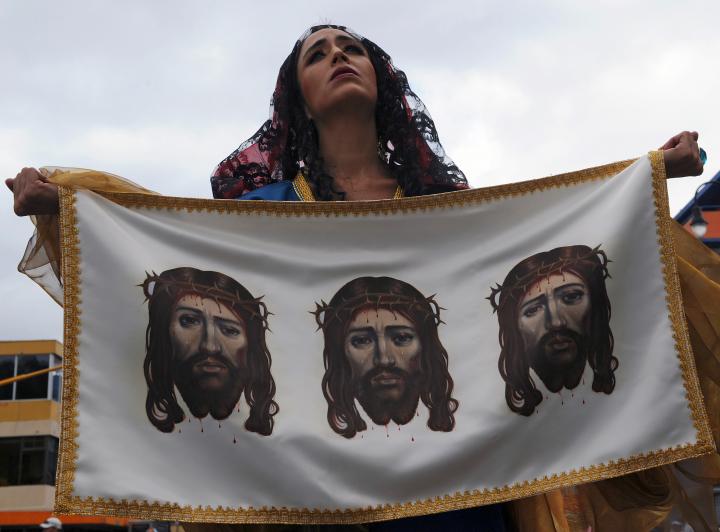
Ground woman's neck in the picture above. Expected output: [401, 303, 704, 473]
[315, 114, 396, 201]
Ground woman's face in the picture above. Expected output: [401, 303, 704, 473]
[296, 28, 377, 121]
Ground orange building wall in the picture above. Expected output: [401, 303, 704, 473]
[683, 210, 720, 239]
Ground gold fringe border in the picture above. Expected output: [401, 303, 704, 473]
[100, 159, 635, 215]
[56, 186, 82, 512]
[54, 154, 716, 524]
[648, 150, 713, 447]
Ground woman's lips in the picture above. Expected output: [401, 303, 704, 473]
[331, 67, 359, 81]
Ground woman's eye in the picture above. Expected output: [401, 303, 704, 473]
[393, 333, 415, 346]
[344, 44, 363, 54]
[178, 315, 201, 328]
[350, 335, 373, 348]
[561, 290, 585, 305]
[308, 50, 324, 63]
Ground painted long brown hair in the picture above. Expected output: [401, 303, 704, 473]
[315, 276, 458, 438]
[142, 267, 278, 434]
[489, 245, 616, 416]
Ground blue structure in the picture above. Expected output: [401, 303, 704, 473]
[674, 169, 720, 254]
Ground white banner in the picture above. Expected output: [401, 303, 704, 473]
[54, 152, 712, 523]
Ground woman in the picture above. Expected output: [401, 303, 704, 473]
[210, 25, 470, 204]
[6, 24, 712, 532]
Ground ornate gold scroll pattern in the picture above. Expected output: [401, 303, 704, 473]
[54, 444, 708, 524]
[54, 157, 715, 523]
[55, 187, 82, 510]
[292, 174, 316, 202]
[98, 159, 636, 216]
[292, 173, 404, 202]
[649, 150, 714, 449]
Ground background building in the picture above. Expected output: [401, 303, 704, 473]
[675, 169, 720, 254]
[0, 340, 129, 531]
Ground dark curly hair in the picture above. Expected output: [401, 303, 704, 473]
[211, 25, 467, 201]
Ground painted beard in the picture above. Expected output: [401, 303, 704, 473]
[174, 352, 246, 421]
[355, 366, 421, 426]
[529, 328, 589, 393]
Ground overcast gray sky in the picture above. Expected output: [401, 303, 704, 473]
[1, 0, 718, 342]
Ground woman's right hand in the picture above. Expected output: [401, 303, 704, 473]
[5, 167, 59, 216]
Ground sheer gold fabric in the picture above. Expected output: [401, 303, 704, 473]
[19, 168, 158, 304]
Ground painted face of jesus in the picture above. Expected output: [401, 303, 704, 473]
[517, 272, 591, 392]
[170, 294, 248, 419]
[344, 308, 422, 425]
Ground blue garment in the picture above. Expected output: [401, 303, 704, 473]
[238, 183, 508, 531]
[240, 181, 299, 201]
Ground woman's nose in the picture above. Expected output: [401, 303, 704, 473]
[331, 47, 348, 64]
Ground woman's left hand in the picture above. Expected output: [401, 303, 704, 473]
[660, 131, 704, 178]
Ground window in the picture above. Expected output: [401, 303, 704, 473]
[0, 436, 58, 486]
[0, 354, 61, 401]
[0, 356, 13, 401]
[52, 372, 62, 401]
[16, 355, 49, 399]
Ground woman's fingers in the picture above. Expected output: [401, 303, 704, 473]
[8, 167, 60, 216]
[662, 131, 704, 178]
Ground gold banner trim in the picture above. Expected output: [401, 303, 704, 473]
[54, 153, 715, 523]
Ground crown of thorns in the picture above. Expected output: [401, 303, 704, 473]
[312, 291, 444, 331]
[141, 271, 271, 330]
[487, 246, 610, 313]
